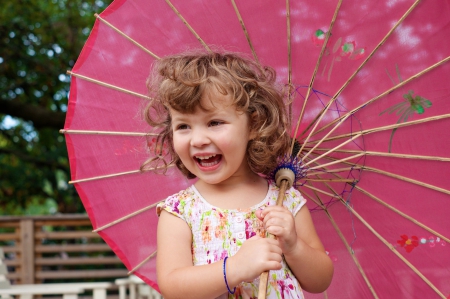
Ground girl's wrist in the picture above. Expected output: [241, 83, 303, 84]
[223, 257, 236, 294]
[223, 256, 241, 289]
[283, 238, 304, 259]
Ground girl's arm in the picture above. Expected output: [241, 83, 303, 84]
[157, 210, 283, 299]
[258, 205, 334, 293]
[285, 206, 334, 292]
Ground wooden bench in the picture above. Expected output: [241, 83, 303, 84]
[1, 248, 113, 299]
[0, 215, 127, 285]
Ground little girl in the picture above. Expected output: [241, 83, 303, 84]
[142, 52, 333, 299]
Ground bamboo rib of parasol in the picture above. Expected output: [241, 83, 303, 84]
[307, 166, 362, 177]
[354, 186, 450, 243]
[306, 159, 450, 244]
[303, 133, 362, 167]
[230, 0, 260, 66]
[306, 113, 450, 145]
[301, 188, 379, 298]
[69, 170, 141, 184]
[165, 0, 212, 53]
[60, 129, 152, 136]
[320, 182, 447, 299]
[311, 55, 450, 137]
[300, 154, 448, 299]
[297, 0, 421, 155]
[303, 148, 450, 162]
[93, 201, 162, 233]
[289, 0, 342, 154]
[260, 0, 343, 295]
[67, 71, 151, 100]
[69, 165, 173, 184]
[95, 14, 160, 60]
[299, 153, 450, 297]
[308, 153, 450, 196]
[127, 250, 158, 275]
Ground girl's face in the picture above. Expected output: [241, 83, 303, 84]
[170, 90, 254, 186]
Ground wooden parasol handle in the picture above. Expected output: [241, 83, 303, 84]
[258, 179, 290, 299]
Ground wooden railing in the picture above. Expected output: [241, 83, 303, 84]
[0, 215, 128, 284]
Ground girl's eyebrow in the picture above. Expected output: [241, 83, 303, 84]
[170, 114, 188, 123]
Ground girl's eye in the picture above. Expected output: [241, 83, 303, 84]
[209, 120, 223, 127]
[176, 124, 189, 130]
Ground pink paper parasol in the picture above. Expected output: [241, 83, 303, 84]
[62, 0, 450, 297]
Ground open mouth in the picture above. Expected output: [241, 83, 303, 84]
[195, 154, 222, 168]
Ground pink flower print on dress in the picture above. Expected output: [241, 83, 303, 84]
[277, 279, 295, 299]
[214, 210, 227, 239]
[245, 219, 256, 239]
[213, 249, 227, 262]
[214, 225, 226, 239]
[201, 218, 212, 244]
[218, 211, 227, 227]
[171, 200, 180, 214]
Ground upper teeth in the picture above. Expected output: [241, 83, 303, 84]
[196, 155, 216, 160]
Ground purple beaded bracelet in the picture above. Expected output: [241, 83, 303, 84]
[223, 257, 236, 294]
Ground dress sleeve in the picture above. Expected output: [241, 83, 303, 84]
[284, 186, 307, 216]
[156, 193, 186, 221]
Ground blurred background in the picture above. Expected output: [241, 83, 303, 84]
[0, 1, 140, 290]
[1, 0, 114, 216]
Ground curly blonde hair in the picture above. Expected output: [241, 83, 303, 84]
[141, 51, 291, 179]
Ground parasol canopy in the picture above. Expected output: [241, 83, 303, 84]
[63, 0, 450, 297]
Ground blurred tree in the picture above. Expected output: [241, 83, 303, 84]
[0, 0, 113, 214]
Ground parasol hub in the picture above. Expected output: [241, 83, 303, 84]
[271, 154, 306, 189]
[275, 167, 295, 189]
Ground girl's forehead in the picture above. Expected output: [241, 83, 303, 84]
[201, 90, 234, 110]
[168, 93, 238, 118]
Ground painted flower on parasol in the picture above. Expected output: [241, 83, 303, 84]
[379, 65, 434, 151]
[397, 235, 419, 253]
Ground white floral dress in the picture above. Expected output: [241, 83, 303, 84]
[157, 181, 306, 299]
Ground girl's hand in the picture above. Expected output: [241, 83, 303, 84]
[256, 206, 298, 255]
[227, 235, 283, 283]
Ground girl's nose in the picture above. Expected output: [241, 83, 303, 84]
[190, 128, 210, 147]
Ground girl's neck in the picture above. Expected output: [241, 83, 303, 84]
[194, 172, 268, 210]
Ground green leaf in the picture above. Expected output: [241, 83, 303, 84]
[413, 104, 425, 114]
[424, 100, 432, 108]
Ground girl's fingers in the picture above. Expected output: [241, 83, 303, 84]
[266, 225, 284, 236]
[234, 236, 284, 281]
[264, 214, 293, 231]
[260, 207, 292, 222]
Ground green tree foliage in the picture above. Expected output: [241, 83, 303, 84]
[0, 0, 113, 215]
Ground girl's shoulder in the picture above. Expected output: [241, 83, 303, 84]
[156, 186, 199, 219]
[267, 181, 307, 215]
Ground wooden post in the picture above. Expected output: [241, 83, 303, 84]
[20, 219, 35, 284]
